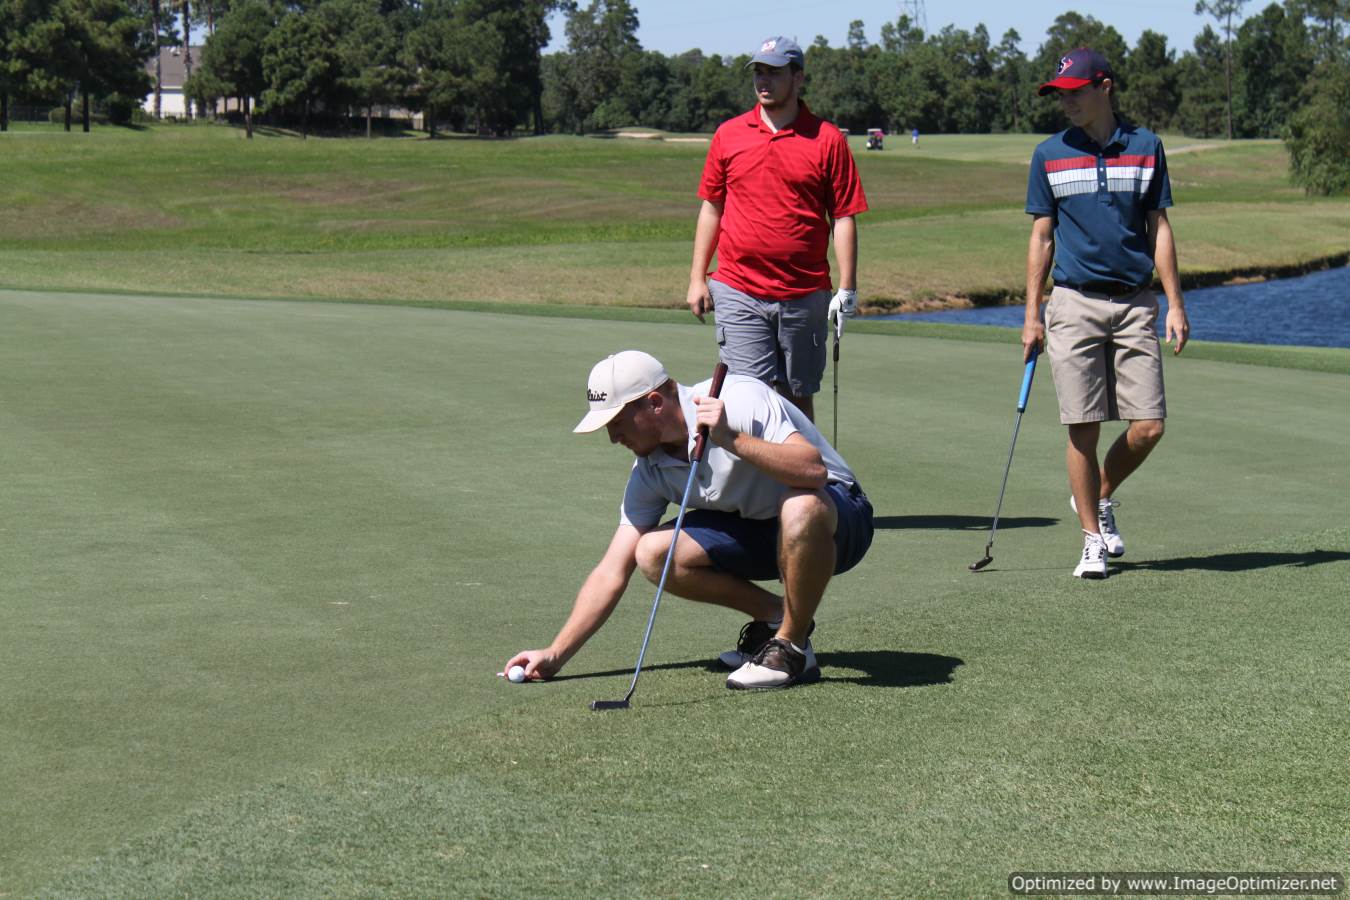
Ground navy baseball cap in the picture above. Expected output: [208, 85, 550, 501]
[747, 36, 804, 70]
[1038, 48, 1114, 95]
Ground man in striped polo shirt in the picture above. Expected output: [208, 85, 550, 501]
[1021, 48, 1191, 579]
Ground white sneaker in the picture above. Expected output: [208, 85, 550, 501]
[1070, 495, 1124, 558]
[718, 618, 815, 669]
[1074, 531, 1109, 579]
[725, 638, 820, 690]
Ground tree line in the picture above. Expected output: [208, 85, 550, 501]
[2, 0, 154, 130]
[2, 0, 1347, 192]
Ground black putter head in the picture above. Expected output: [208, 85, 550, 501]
[589, 699, 630, 711]
[970, 541, 994, 571]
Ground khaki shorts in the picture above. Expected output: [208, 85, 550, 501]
[1045, 285, 1167, 425]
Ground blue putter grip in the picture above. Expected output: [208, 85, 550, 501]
[1016, 348, 1039, 413]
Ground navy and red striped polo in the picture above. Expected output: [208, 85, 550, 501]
[1026, 121, 1173, 292]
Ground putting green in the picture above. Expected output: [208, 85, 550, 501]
[2, 289, 1346, 896]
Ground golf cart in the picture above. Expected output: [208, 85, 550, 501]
[865, 128, 885, 150]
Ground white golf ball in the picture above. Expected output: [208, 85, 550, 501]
[507, 665, 526, 683]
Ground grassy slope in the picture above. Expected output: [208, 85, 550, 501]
[2, 290, 1346, 896]
[0, 125, 1346, 309]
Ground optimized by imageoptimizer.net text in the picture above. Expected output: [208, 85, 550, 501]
[1008, 871, 1345, 896]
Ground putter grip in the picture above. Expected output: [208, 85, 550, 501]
[1017, 347, 1039, 413]
[691, 362, 729, 462]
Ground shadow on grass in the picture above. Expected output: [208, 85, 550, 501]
[874, 514, 1058, 531]
[816, 651, 964, 687]
[553, 659, 713, 682]
[248, 125, 298, 139]
[1114, 548, 1350, 573]
[562, 652, 964, 689]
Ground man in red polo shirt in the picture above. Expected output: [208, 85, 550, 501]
[686, 36, 868, 422]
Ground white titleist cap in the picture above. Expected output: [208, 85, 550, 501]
[573, 350, 670, 433]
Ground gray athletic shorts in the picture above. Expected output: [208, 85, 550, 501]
[1045, 284, 1167, 424]
[709, 278, 830, 397]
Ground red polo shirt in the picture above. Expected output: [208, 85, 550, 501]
[698, 103, 868, 299]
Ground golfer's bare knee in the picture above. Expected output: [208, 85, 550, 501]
[637, 530, 709, 582]
[634, 531, 672, 582]
[1131, 419, 1164, 447]
[779, 491, 835, 547]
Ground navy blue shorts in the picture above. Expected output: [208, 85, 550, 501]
[675, 483, 874, 582]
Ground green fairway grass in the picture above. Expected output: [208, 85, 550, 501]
[0, 124, 1345, 310]
[2, 289, 1346, 896]
[868, 131, 1232, 164]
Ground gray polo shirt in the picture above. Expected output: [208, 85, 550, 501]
[619, 374, 857, 527]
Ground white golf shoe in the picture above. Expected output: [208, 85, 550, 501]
[1074, 531, 1109, 579]
[726, 638, 820, 690]
[718, 618, 815, 669]
[1070, 495, 1124, 558]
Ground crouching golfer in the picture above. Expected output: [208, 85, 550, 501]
[502, 350, 873, 690]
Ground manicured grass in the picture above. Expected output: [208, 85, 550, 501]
[0, 124, 1345, 309]
[867, 131, 1230, 165]
[3, 289, 1346, 896]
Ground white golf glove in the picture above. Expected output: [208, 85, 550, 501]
[827, 288, 858, 337]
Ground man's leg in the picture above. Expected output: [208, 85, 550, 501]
[775, 290, 830, 424]
[1045, 286, 1118, 576]
[1100, 419, 1164, 497]
[726, 488, 839, 690]
[1101, 290, 1166, 498]
[1067, 422, 1113, 577]
[633, 528, 781, 621]
[774, 490, 837, 646]
[1067, 422, 1102, 533]
[709, 280, 780, 390]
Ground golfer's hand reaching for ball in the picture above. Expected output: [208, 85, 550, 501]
[693, 395, 735, 449]
[827, 288, 857, 337]
[501, 649, 558, 681]
[686, 279, 714, 323]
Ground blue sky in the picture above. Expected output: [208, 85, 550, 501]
[545, 1, 1218, 60]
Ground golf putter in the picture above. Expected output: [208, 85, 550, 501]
[591, 361, 730, 710]
[970, 346, 1039, 572]
[832, 325, 840, 447]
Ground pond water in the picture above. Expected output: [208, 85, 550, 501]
[876, 265, 1350, 349]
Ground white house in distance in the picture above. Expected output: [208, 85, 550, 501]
[140, 44, 421, 128]
[142, 46, 203, 119]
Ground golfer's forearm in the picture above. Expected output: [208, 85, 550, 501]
[725, 433, 827, 489]
[1149, 213, 1185, 308]
[1025, 230, 1054, 319]
[689, 200, 723, 283]
[551, 571, 628, 664]
[832, 216, 857, 291]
